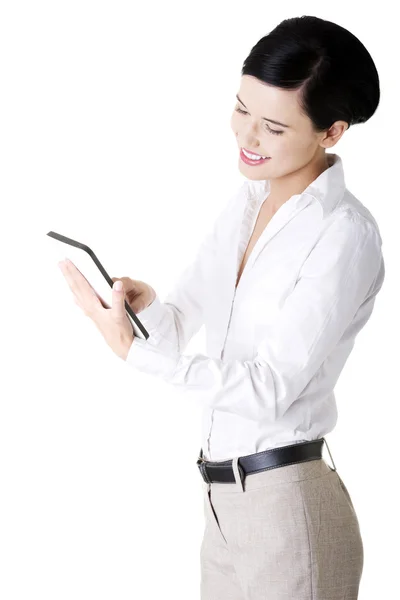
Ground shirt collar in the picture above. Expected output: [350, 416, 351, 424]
[261, 153, 346, 219]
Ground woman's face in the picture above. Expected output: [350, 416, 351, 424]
[230, 75, 346, 184]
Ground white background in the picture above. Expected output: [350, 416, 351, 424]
[1, 1, 398, 598]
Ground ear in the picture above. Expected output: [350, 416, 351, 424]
[321, 120, 349, 148]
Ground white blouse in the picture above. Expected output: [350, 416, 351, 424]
[125, 153, 385, 461]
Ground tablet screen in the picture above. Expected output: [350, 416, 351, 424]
[47, 231, 149, 340]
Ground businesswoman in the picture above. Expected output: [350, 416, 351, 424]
[59, 15, 384, 600]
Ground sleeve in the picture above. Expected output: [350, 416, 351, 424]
[126, 213, 383, 422]
[134, 183, 246, 353]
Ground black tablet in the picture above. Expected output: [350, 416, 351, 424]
[47, 231, 149, 340]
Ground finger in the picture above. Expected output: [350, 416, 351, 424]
[73, 293, 91, 317]
[62, 260, 95, 297]
[59, 260, 102, 314]
[111, 280, 126, 320]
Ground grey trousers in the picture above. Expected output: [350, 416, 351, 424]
[200, 457, 363, 600]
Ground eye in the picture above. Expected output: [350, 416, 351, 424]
[234, 106, 284, 135]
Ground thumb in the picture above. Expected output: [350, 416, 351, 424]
[112, 279, 126, 319]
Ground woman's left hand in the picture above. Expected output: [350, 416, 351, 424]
[58, 258, 134, 361]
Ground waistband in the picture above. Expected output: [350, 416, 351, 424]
[196, 438, 336, 490]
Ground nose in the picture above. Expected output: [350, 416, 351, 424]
[233, 121, 262, 151]
[238, 136, 262, 153]
[239, 130, 262, 150]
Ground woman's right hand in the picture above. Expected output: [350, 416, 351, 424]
[110, 277, 156, 314]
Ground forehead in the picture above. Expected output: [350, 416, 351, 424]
[238, 75, 304, 123]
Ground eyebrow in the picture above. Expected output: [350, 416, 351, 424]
[236, 94, 290, 128]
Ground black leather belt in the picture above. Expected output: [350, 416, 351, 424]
[196, 438, 330, 485]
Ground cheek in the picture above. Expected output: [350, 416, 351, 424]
[276, 139, 312, 164]
[259, 139, 287, 161]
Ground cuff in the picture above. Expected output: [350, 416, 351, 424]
[125, 335, 180, 380]
[138, 296, 163, 325]
[136, 295, 170, 345]
[138, 294, 164, 327]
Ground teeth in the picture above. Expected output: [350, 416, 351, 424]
[242, 148, 268, 160]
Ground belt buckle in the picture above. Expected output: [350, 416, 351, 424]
[232, 456, 246, 489]
[197, 449, 206, 467]
[197, 449, 210, 483]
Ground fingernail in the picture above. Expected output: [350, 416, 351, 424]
[114, 281, 122, 291]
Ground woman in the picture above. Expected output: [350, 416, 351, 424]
[59, 15, 384, 600]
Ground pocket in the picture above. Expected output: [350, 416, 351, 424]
[206, 488, 228, 545]
[336, 473, 355, 511]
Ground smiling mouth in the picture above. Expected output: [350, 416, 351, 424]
[240, 148, 271, 164]
[242, 147, 269, 159]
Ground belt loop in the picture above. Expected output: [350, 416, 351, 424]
[232, 456, 245, 492]
[323, 437, 337, 472]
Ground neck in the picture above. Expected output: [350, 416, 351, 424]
[267, 153, 330, 212]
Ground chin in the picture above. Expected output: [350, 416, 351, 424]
[238, 162, 269, 180]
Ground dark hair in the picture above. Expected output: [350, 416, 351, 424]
[241, 16, 380, 132]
